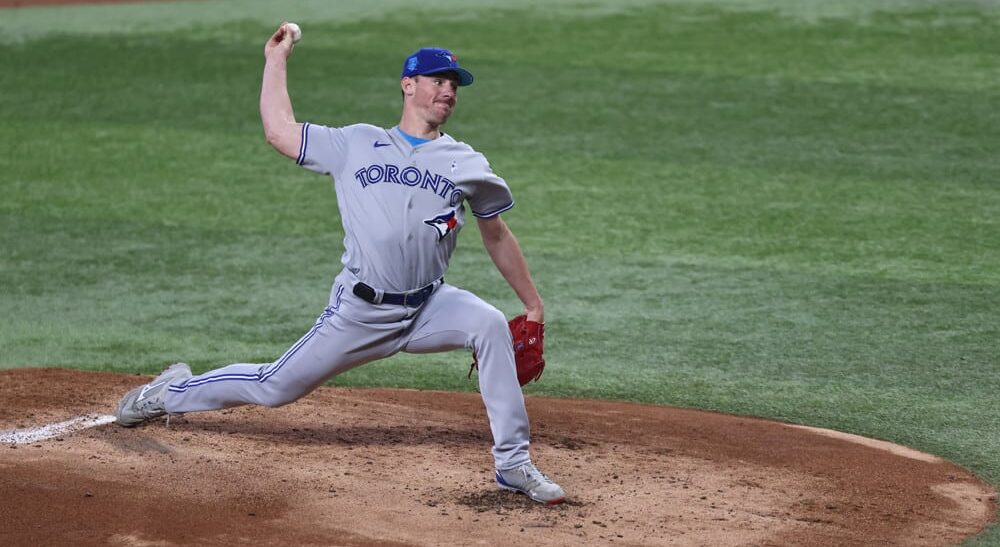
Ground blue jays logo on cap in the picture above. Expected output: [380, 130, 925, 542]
[402, 47, 474, 86]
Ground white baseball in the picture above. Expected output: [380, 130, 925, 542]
[286, 22, 302, 44]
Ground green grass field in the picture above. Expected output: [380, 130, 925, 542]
[2, 0, 998, 543]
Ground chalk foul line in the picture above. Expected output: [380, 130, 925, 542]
[0, 414, 117, 445]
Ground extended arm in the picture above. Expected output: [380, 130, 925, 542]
[260, 23, 303, 159]
[477, 215, 544, 323]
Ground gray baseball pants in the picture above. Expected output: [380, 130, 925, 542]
[163, 268, 532, 470]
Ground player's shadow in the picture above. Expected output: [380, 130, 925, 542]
[170, 417, 492, 447]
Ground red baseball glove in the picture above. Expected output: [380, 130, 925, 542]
[469, 314, 546, 387]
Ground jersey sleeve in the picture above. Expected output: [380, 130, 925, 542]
[295, 122, 350, 175]
[465, 158, 515, 218]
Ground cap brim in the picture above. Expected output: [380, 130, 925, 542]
[423, 67, 474, 86]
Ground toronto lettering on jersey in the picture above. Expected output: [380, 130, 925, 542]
[354, 164, 463, 205]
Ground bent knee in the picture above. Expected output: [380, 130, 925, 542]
[260, 395, 298, 408]
[469, 306, 513, 348]
[479, 307, 509, 336]
[254, 381, 310, 408]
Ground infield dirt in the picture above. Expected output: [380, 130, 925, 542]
[3, 0, 997, 544]
[0, 367, 995, 546]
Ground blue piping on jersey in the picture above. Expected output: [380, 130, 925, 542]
[473, 200, 515, 218]
[168, 297, 340, 393]
[296, 122, 310, 165]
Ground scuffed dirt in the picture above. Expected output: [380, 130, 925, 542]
[2, 0, 996, 542]
[0, 367, 995, 546]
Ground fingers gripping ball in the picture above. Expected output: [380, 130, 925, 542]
[285, 22, 302, 43]
[469, 315, 546, 387]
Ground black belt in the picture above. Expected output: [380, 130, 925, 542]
[352, 279, 440, 307]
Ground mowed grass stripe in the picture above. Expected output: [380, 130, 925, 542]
[2, 2, 999, 543]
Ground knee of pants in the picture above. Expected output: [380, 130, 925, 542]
[472, 307, 512, 349]
[255, 376, 314, 408]
[260, 393, 298, 408]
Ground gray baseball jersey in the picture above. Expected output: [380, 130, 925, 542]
[298, 123, 514, 292]
[163, 123, 534, 471]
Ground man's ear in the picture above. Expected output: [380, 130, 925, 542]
[401, 76, 417, 96]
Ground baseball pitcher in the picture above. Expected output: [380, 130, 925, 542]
[114, 23, 565, 505]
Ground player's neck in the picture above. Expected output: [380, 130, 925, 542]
[398, 113, 442, 140]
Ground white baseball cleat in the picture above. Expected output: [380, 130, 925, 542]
[115, 362, 192, 427]
[495, 462, 566, 505]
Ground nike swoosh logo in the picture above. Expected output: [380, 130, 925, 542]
[373, 141, 391, 148]
[137, 380, 166, 402]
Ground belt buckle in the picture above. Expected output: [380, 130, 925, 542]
[399, 281, 437, 307]
[405, 285, 429, 307]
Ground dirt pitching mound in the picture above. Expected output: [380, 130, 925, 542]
[0, 368, 995, 546]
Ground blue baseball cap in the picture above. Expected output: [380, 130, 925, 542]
[401, 47, 474, 86]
